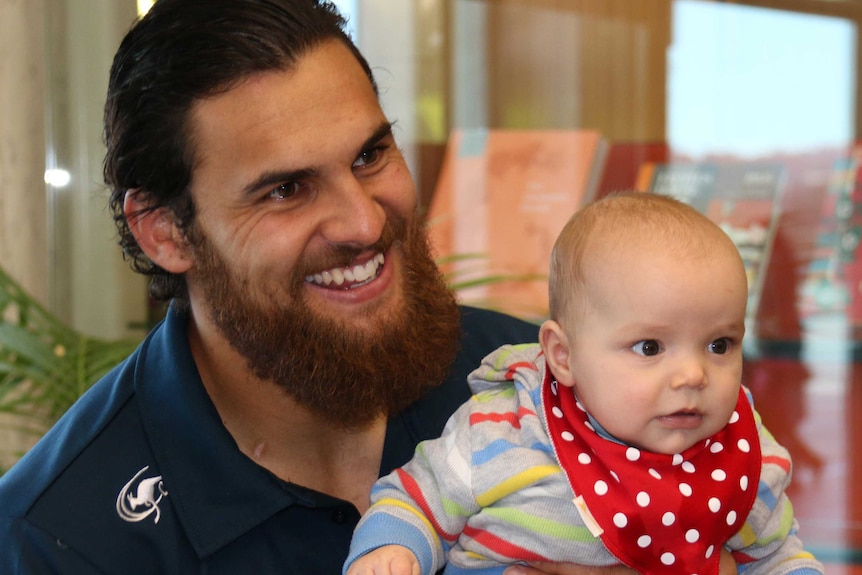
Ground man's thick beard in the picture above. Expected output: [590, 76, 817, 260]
[190, 215, 462, 429]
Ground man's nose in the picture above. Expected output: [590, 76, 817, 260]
[319, 175, 387, 247]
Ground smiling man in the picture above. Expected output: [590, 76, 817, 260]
[0, 1, 543, 573]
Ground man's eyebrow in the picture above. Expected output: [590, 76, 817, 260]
[364, 121, 395, 149]
[242, 167, 318, 198]
[240, 121, 395, 197]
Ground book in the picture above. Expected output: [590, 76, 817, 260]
[594, 141, 671, 199]
[637, 162, 785, 330]
[800, 143, 862, 329]
[425, 128, 607, 321]
[746, 147, 849, 344]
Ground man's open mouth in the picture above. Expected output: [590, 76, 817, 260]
[304, 253, 385, 289]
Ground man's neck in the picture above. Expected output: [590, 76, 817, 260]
[186, 313, 387, 512]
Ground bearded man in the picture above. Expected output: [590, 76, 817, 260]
[0, 1, 541, 573]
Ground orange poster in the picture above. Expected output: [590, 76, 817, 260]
[426, 129, 606, 322]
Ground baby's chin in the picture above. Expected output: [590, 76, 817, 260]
[631, 428, 715, 456]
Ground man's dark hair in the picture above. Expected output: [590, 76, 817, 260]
[103, 0, 376, 304]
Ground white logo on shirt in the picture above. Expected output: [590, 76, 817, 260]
[116, 465, 168, 524]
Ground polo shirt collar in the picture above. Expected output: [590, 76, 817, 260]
[135, 306, 302, 558]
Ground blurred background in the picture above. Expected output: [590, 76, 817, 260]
[0, 0, 859, 570]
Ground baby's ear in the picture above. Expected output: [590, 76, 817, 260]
[124, 189, 193, 275]
[539, 320, 576, 388]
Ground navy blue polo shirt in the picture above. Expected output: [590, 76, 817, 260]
[0, 305, 538, 573]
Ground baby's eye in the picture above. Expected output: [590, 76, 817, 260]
[632, 340, 662, 357]
[708, 338, 731, 354]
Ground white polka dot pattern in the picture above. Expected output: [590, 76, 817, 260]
[708, 497, 721, 513]
[542, 372, 762, 575]
[595, 481, 608, 496]
[660, 552, 675, 565]
[685, 529, 699, 543]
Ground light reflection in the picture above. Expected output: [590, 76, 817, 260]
[137, 0, 154, 17]
[44, 168, 71, 188]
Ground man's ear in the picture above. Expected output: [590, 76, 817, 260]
[124, 189, 193, 274]
[539, 319, 576, 388]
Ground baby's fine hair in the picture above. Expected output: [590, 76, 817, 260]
[547, 191, 738, 322]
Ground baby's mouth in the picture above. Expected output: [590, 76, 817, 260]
[658, 409, 703, 429]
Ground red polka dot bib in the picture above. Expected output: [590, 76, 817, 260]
[542, 369, 761, 575]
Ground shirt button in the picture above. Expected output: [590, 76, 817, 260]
[332, 510, 347, 524]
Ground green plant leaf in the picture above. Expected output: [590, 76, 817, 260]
[0, 266, 141, 471]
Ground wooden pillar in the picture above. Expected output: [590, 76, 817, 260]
[0, 0, 49, 470]
[0, 0, 50, 303]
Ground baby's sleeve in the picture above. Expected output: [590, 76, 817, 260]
[344, 397, 483, 575]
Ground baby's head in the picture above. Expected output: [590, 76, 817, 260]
[540, 192, 749, 454]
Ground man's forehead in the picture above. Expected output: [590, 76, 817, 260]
[186, 41, 386, 176]
[193, 44, 372, 117]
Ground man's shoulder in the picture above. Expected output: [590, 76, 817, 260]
[459, 306, 539, 341]
[457, 306, 538, 365]
[0, 354, 139, 519]
[454, 306, 538, 376]
[0, 306, 192, 516]
[0, 310, 190, 521]
[0, 341, 186, 572]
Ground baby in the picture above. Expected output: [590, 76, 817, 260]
[344, 192, 823, 575]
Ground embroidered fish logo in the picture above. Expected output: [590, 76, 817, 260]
[116, 465, 168, 524]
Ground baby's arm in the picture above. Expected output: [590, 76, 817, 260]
[346, 545, 421, 575]
[344, 400, 482, 575]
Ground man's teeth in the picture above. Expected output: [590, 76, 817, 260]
[306, 253, 385, 287]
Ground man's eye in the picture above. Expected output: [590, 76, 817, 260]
[708, 338, 730, 354]
[268, 182, 299, 201]
[632, 340, 662, 357]
[353, 146, 384, 169]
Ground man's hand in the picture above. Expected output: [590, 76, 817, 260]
[502, 548, 737, 575]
